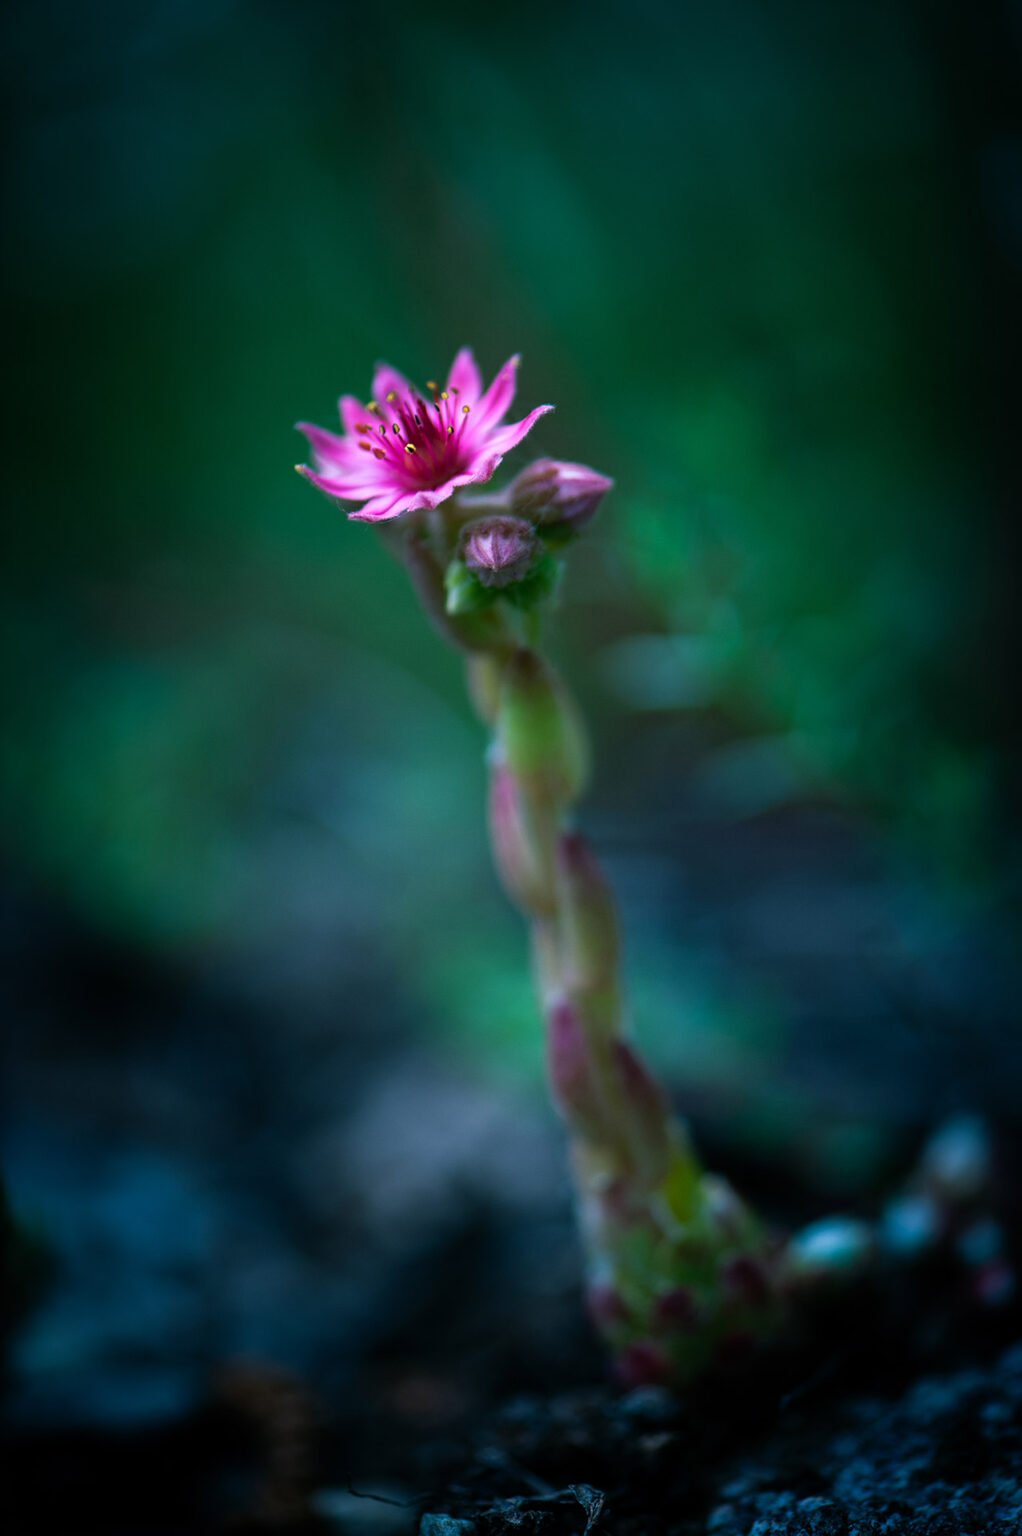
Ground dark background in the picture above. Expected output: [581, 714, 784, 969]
[2, 0, 1020, 1494]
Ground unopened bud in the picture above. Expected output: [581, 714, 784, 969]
[488, 760, 558, 917]
[508, 459, 613, 534]
[497, 650, 588, 809]
[462, 515, 539, 588]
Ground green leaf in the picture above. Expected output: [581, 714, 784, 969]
[444, 559, 498, 615]
[501, 553, 563, 611]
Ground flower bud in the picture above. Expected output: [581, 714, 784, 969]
[508, 459, 613, 534]
[462, 514, 540, 587]
[488, 759, 558, 917]
[497, 650, 588, 809]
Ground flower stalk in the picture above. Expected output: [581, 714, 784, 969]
[296, 349, 1006, 1386]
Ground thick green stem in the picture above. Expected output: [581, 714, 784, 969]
[474, 638, 787, 1382]
[394, 508, 786, 1380]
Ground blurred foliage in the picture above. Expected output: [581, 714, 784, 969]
[2, 1, 1018, 1082]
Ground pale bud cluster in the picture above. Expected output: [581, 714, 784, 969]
[444, 460, 612, 617]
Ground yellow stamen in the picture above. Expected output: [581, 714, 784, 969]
[404, 443, 417, 454]
[386, 391, 397, 402]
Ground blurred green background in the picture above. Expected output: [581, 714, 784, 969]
[3, 0, 1019, 1104]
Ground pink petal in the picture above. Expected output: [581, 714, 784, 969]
[372, 360, 415, 407]
[454, 453, 503, 489]
[342, 444, 514, 522]
[298, 418, 408, 486]
[348, 492, 409, 522]
[473, 353, 521, 430]
[339, 395, 373, 435]
[296, 420, 349, 469]
[392, 480, 467, 515]
[358, 464, 499, 520]
[446, 347, 483, 405]
[483, 402, 554, 456]
[299, 464, 389, 499]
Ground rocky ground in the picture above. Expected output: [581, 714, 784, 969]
[2, 751, 1020, 1534]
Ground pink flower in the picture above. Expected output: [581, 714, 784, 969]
[295, 349, 553, 523]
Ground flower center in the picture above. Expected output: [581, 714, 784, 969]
[352, 381, 473, 488]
